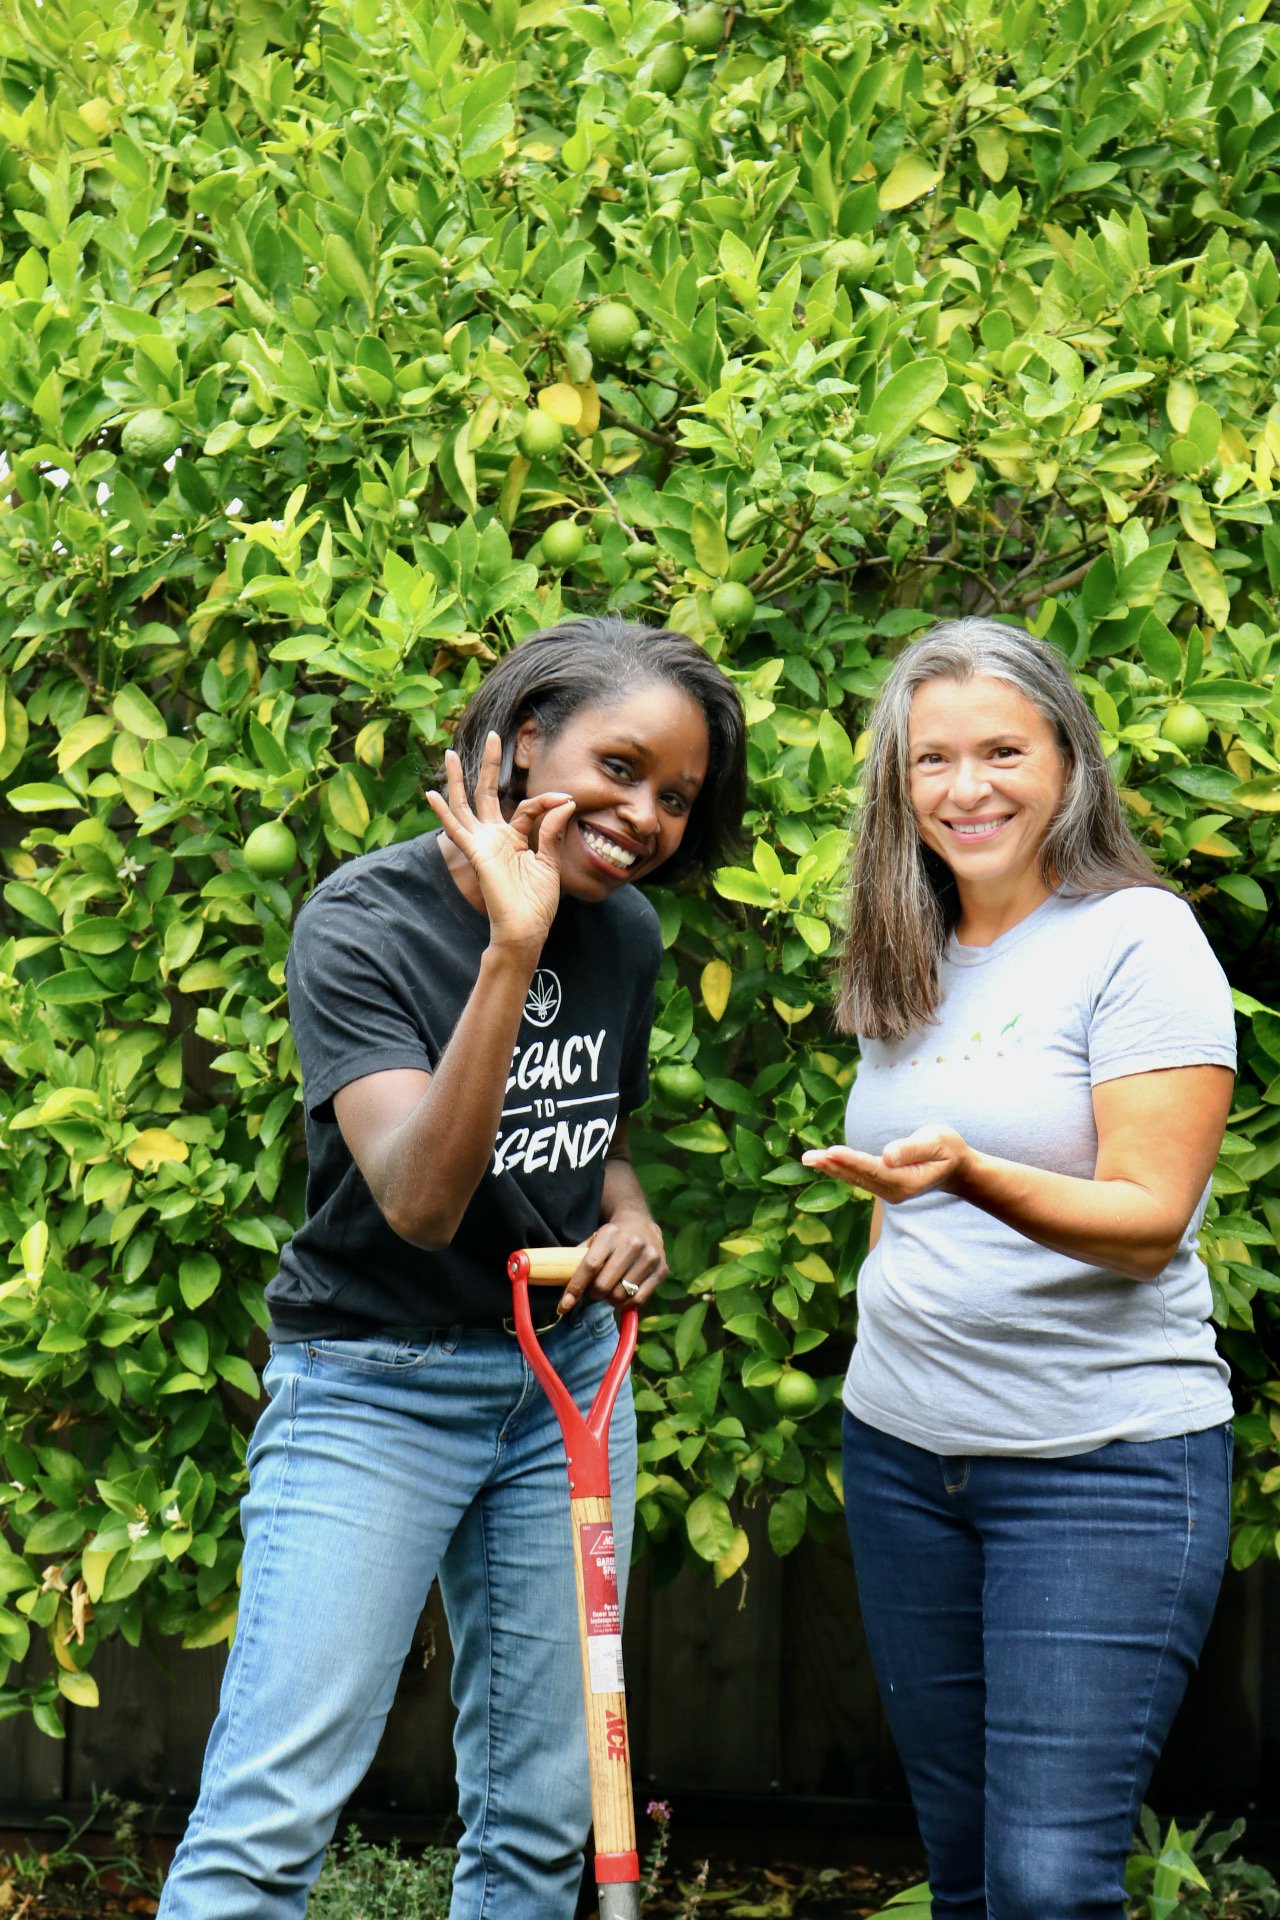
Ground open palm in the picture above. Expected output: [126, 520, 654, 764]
[427, 732, 575, 953]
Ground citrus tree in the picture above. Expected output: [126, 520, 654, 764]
[1, 0, 1279, 1731]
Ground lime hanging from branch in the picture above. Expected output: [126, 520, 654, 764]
[773, 1370, 819, 1416]
[587, 301, 641, 365]
[243, 821, 298, 879]
[1160, 703, 1210, 751]
[541, 519, 586, 569]
[711, 582, 756, 631]
[517, 412, 565, 461]
[121, 409, 182, 464]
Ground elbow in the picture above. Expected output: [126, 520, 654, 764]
[1123, 1238, 1181, 1283]
[381, 1198, 456, 1252]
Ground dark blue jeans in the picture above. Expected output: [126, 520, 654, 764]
[842, 1412, 1232, 1920]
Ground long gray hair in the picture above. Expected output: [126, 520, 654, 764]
[836, 618, 1165, 1041]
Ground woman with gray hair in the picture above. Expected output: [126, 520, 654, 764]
[803, 619, 1236, 1920]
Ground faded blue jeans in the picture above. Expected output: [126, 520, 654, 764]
[159, 1305, 635, 1920]
[843, 1412, 1232, 1920]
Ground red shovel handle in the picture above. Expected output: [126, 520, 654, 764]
[507, 1247, 638, 1500]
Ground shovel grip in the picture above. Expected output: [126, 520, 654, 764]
[518, 1244, 590, 1283]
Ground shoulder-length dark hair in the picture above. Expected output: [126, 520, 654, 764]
[837, 617, 1168, 1042]
[448, 616, 747, 883]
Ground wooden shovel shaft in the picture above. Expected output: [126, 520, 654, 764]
[568, 1492, 638, 1874]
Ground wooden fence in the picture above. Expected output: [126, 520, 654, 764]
[3, 1519, 1278, 1838]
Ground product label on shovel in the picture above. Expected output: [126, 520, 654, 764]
[578, 1521, 624, 1694]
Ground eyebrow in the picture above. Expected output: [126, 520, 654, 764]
[911, 733, 1030, 753]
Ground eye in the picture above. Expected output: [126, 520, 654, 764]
[661, 791, 690, 816]
[991, 745, 1023, 760]
[914, 752, 945, 767]
[601, 755, 634, 780]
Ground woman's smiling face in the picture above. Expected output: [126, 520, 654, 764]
[908, 674, 1068, 907]
[514, 682, 710, 901]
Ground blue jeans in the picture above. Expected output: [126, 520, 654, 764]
[159, 1305, 636, 1920]
[842, 1412, 1232, 1920]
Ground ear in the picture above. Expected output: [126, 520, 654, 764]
[513, 713, 541, 770]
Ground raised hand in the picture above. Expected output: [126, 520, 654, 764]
[801, 1125, 972, 1204]
[426, 731, 575, 954]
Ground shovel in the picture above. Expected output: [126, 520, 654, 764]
[507, 1244, 642, 1920]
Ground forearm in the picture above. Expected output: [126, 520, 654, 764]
[952, 1151, 1187, 1282]
[599, 1148, 653, 1227]
[377, 943, 538, 1247]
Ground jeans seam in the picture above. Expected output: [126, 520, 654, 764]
[473, 1490, 498, 1920]
[182, 1364, 300, 1853]
[1125, 1430, 1195, 1832]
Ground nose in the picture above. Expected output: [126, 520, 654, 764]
[950, 755, 993, 808]
[618, 783, 660, 840]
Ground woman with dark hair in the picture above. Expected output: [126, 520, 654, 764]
[160, 616, 746, 1920]
[803, 618, 1236, 1920]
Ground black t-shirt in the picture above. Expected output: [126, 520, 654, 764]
[267, 833, 661, 1339]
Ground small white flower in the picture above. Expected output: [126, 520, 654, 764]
[163, 1505, 182, 1526]
[127, 1519, 149, 1542]
[117, 856, 144, 883]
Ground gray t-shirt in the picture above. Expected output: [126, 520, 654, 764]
[842, 886, 1236, 1456]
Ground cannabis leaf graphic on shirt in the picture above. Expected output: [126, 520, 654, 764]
[525, 970, 562, 1028]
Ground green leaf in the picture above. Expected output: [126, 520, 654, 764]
[767, 1488, 808, 1556]
[113, 685, 167, 739]
[6, 783, 84, 812]
[1136, 615, 1182, 685]
[690, 503, 730, 578]
[179, 1253, 222, 1310]
[713, 867, 776, 906]
[1177, 542, 1230, 629]
[686, 1490, 735, 1562]
[878, 152, 942, 209]
[818, 709, 856, 785]
[865, 359, 948, 453]
[215, 1356, 261, 1398]
[1217, 875, 1267, 911]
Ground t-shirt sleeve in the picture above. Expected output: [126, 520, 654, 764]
[1087, 890, 1237, 1087]
[617, 904, 663, 1114]
[286, 886, 434, 1119]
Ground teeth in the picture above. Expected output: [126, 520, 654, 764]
[581, 824, 637, 870]
[948, 819, 1009, 838]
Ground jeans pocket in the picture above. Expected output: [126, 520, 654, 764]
[307, 1332, 444, 1374]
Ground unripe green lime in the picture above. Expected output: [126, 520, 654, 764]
[630, 329, 653, 356]
[121, 409, 183, 465]
[587, 301, 641, 365]
[625, 539, 652, 569]
[711, 581, 756, 631]
[395, 498, 418, 522]
[230, 392, 262, 424]
[1160, 703, 1210, 751]
[825, 238, 877, 288]
[773, 1369, 819, 1416]
[243, 821, 298, 880]
[541, 519, 586, 569]
[650, 138, 696, 174]
[655, 1061, 706, 1107]
[648, 43, 688, 92]
[517, 411, 565, 461]
[682, 2, 724, 49]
